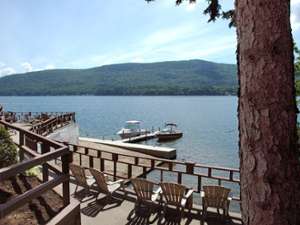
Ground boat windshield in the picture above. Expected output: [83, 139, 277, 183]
[125, 121, 140, 130]
[161, 123, 177, 133]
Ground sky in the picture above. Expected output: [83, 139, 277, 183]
[0, 0, 299, 76]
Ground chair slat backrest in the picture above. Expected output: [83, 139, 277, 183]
[160, 182, 186, 207]
[89, 168, 109, 194]
[69, 164, 87, 188]
[203, 186, 230, 208]
[132, 178, 155, 201]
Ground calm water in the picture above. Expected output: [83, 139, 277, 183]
[0, 96, 239, 168]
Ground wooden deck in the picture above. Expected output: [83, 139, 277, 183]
[52, 179, 242, 225]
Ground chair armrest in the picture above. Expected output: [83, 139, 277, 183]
[107, 179, 124, 185]
[228, 193, 233, 201]
[153, 187, 162, 194]
[200, 191, 205, 198]
[184, 189, 194, 199]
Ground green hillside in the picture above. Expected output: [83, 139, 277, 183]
[0, 59, 237, 96]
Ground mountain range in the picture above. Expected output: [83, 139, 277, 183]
[0, 59, 237, 96]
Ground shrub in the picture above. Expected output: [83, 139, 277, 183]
[0, 126, 17, 168]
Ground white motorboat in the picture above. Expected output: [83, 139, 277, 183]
[117, 120, 148, 139]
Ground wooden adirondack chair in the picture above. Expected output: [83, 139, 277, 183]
[201, 185, 231, 219]
[89, 168, 124, 201]
[69, 163, 95, 195]
[131, 178, 162, 209]
[160, 182, 194, 219]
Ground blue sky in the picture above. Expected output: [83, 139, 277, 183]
[0, 0, 299, 76]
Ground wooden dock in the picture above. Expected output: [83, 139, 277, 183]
[79, 137, 176, 159]
[120, 131, 158, 143]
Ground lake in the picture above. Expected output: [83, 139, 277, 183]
[0, 96, 239, 168]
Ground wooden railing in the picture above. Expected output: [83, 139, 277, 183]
[0, 120, 74, 221]
[30, 112, 75, 136]
[65, 142, 241, 208]
[1, 111, 74, 123]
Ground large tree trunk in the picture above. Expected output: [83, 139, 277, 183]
[236, 0, 300, 224]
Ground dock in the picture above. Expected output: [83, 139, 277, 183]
[120, 131, 158, 143]
[79, 136, 176, 159]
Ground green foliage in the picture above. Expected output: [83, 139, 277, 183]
[0, 59, 237, 96]
[25, 167, 40, 177]
[0, 126, 17, 168]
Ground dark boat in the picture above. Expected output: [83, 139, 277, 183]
[156, 123, 183, 141]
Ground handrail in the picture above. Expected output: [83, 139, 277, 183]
[0, 120, 71, 220]
[0, 146, 68, 181]
[0, 175, 68, 219]
[66, 142, 241, 205]
[0, 120, 64, 148]
[66, 142, 240, 173]
[31, 112, 75, 136]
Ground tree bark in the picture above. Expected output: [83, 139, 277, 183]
[236, 0, 300, 224]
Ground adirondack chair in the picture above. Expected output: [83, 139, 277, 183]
[131, 178, 162, 209]
[201, 186, 231, 219]
[89, 168, 124, 201]
[69, 163, 95, 195]
[160, 182, 194, 219]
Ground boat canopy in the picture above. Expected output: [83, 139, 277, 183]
[126, 120, 141, 124]
[165, 123, 177, 127]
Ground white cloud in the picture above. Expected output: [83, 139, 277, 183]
[131, 56, 144, 63]
[21, 62, 33, 73]
[185, 2, 197, 12]
[0, 67, 16, 77]
[0, 62, 5, 68]
[291, 0, 300, 31]
[291, 0, 300, 5]
[143, 24, 197, 47]
[291, 13, 300, 31]
[45, 64, 55, 70]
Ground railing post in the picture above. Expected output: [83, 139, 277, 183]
[208, 168, 212, 177]
[63, 142, 72, 163]
[151, 159, 155, 168]
[134, 157, 139, 165]
[177, 172, 182, 184]
[168, 162, 173, 171]
[186, 162, 195, 174]
[89, 156, 93, 168]
[100, 158, 105, 172]
[198, 176, 202, 192]
[229, 171, 233, 181]
[112, 153, 118, 181]
[128, 164, 132, 179]
[62, 151, 70, 207]
[19, 131, 24, 162]
[97, 151, 101, 158]
[41, 143, 50, 182]
[142, 167, 147, 178]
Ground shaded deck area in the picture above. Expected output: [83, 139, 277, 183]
[64, 178, 242, 225]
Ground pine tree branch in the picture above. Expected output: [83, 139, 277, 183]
[146, 0, 235, 27]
